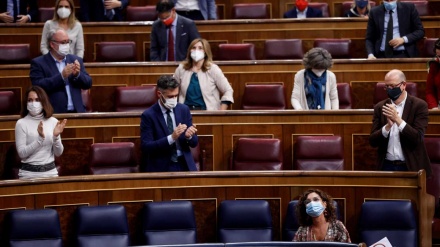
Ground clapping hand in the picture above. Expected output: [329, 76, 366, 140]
[185, 125, 197, 139]
[37, 121, 45, 139]
[172, 123, 187, 140]
[53, 119, 67, 137]
[72, 60, 80, 76]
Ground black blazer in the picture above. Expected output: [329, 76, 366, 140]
[283, 7, 323, 18]
[365, 2, 424, 58]
[0, 0, 38, 22]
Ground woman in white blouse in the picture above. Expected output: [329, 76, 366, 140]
[40, 0, 84, 58]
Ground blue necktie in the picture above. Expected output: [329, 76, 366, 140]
[166, 110, 178, 162]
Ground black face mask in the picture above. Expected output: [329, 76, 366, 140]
[386, 87, 402, 101]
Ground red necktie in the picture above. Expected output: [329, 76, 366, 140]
[167, 26, 175, 61]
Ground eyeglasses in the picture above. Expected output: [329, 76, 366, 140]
[51, 40, 72, 45]
[384, 81, 404, 90]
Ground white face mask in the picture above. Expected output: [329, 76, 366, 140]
[311, 69, 326, 77]
[160, 93, 178, 109]
[57, 7, 71, 19]
[27, 101, 43, 116]
[190, 50, 205, 62]
[56, 43, 70, 57]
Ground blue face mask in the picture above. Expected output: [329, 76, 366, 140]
[356, 0, 368, 8]
[383, 0, 397, 11]
[306, 201, 325, 217]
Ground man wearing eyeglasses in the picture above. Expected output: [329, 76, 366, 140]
[369, 69, 432, 176]
[30, 28, 92, 113]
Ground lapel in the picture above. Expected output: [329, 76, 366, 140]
[396, 2, 405, 35]
[173, 104, 181, 126]
[175, 16, 183, 43]
[153, 103, 170, 135]
[43, 53, 61, 75]
[401, 94, 412, 122]
[377, 6, 385, 39]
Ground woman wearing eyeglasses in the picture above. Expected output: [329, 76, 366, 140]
[40, 0, 84, 58]
[426, 38, 440, 109]
[293, 189, 351, 242]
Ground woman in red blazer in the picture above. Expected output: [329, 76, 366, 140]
[426, 38, 440, 109]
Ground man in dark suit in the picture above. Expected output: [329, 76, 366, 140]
[0, 0, 38, 23]
[150, 0, 200, 61]
[283, 0, 323, 18]
[80, 0, 129, 22]
[365, 0, 424, 59]
[30, 28, 92, 113]
[370, 69, 432, 176]
[140, 75, 198, 172]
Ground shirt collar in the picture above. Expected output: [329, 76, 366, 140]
[391, 91, 407, 107]
[50, 52, 66, 63]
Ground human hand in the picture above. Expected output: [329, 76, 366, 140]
[37, 121, 45, 138]
[172, 123, 187, 140]
[389, 37, 404, 48]
[0, 12, 13, 23]
[53, 119, 67, 137]
[382, 103, 401, 125]
[16, 15, 29, 23]
[367, 54, 376, 60]
[72, 60, 80, 76]
[62, 63, 74, 78]
[104, 0, 122, 9]
[185, 125, 197, 139]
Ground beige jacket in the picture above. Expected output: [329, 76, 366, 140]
[174, 63, 234, 110]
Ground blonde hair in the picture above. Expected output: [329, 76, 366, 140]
[182, 38, 213, 72]
[52, 0, 77, 29]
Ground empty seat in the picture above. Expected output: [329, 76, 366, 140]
[126, 5, 157, 21]
[373, 82, 417, 106]
[39, 7, 55, 22]
[95, 41, 136, 62]
[264, 39, 304, 59]
[425, 137, 440, 242]
[88, 142, 138, 175]
[115, 85, 157, 112]
[242, 83, 287, 110]
[402, 0, 429, 16]
[337, 83, 354, 109]
[0, 91, 18, 115]
[232, 3, 269, 19]
[294, 135, 344, 170]
[359, 200, 417, 247]
[81, 89, 92, 112]
[142, 201, 197, 245]
[217, 44, 256, 60]
[218, 200, 272, 243]
[308, 2, 329, 17]
[422, 38, 437, 57]
[231, 138, 283, 170]
[75, 205, 129, 247]
[0, 44, 31, 64]
[313, 39, 351, 59]
[191, 145, 205, 171]
[6, 209, 62, 247]
[341, 1, 376, 17]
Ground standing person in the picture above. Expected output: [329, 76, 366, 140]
[150, 0, 200, 61]
[426, 38, 440, 109]
[293, 189, 351, 242]
[365, 0, 424, 59]
[283, 0, 323, 18]
[173, 0, 217, 20]
[0, 0, 38, 23]
[174, 38, 234, 110]
[345, 0, 370, 18]
[40, 0, 84, 58]
[140, 75, 198, 172]
[291, 47, 339, 110]
[15, 86, 67, 179]
[80, 0, 129, 22]
[369, 69, 432, 176]
[30, 28, 92, 113]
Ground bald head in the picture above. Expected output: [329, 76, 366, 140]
[385, 69, 406, 83]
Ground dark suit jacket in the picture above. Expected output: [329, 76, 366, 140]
[30, 53, 92, 113]
[369, 94, 432, 176]
[150, 14, 200, 61]
[79, 0, 129, 22]
[283, 7, 323, 18]
[0, 0, 38, 22]
[365, 2, 424, 58]
[140, 102, 198, 172]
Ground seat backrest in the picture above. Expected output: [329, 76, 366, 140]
[373, 82, 418, 106]
[422, 38, 437, 57]
[7, 209, 62, 247]
[0, 91, 19, 115]
[191, 145, 205, 171]
[75, 205, 129, 247]
[115, 85, 157, 112]
[232, 3, 269, 19]
[218, 44, 256, 60]
[402, 0, 429, 16]
[218, 200, 272, 243]
[0, 44, 31, 64]
[337, 83, 354, 109]
[232, 138, 283, 170]
[264, 39, 304, 59]
[126, 5, 157, 21]
[294, 135, 344, 170]
[425, 137, 440, 211]
[359, 200, 417, 247]
[313, 38, 351, 59]
[39, 7, 55, 22]
[242, 84, 286, 110]
[340, 1, 376, 17]
[308, 2, 329, 17]
[89, 142, 138, 175]
[143, 201, 197, 245]
[95, 41, 137, 62]
[81, 89, 92, 112]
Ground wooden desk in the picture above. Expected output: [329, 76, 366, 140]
[0, 171, 433, 246]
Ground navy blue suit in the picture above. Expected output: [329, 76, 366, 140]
[30, 53, 92, 113]
[283, 7, 323, 18]
[80, 0, 129, 22]
[140, 102, 198, 172]
[0, 0, 38, 22]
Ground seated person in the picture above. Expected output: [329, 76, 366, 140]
[284, 0, 323, 19]
[345, 0, 370, 18]
[426, 38, 440, 109]
[80, 0, 129, 22]
[0, 0, 38, 23]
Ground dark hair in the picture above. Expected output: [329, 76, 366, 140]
[156, 0, 175, 13]
[434, 38, 440, 53]
[295, 188, 337, 226]
[302, 47, 333, 70]
[21, 86, 54, 118]
[182, 38, 212, 72]
[157, 75, 180, 91]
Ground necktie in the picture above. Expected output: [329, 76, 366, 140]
[102, 0, 115, 20]
[166, 110, 178, 162]
[13, 0, 18, 22]
[385, 10, 393, 58]
[167, 26, 175, 61]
